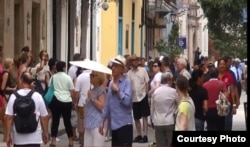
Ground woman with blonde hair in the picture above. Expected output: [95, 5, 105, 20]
[0, 58, 17, 141]
[1, 58, 17, 100]
[84, 71, 106, 146]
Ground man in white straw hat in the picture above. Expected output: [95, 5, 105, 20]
[127, 54, 150, 143]
[99, 55, 133, 147]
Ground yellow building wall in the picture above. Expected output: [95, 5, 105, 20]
[134, 0, 143, 57]
[100, 0, 146, 64]
[100, 2, 118, 66]
[122, 0, 132, 55]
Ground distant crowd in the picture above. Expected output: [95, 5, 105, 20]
[0, 45, 247, 147]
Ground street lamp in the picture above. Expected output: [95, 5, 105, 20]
[155, 0, 163, 9]
[170, 12, 176, 23]
[90, 0, 117, 60]
[101, 0, 117, 11]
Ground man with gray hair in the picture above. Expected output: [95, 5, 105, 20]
[176, 57, 191, 80]
[151, 72, 178, 147]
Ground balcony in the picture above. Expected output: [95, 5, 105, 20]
[148, 0, 172, 13]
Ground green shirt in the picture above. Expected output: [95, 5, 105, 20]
[49, 72, 74, 102]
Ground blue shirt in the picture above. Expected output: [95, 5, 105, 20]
[85, 87, 106, 129]
[102, 76, 133, 130]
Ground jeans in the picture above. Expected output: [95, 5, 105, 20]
[225, 104, 233, 131]
[195, 118, 205, 131]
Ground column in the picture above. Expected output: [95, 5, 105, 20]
[188, 26, 194, 67]
[46, 0, 53, 56]
[23, 0, 32, 48]
[68, 0, 76, 60]
[60, 0, 68, 62]
[3, 0, 15, 58]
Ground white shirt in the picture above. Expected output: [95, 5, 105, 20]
[151, 85, 178, 126]
[127, 67, 149, 102]
[230, 66, 243, 81]
[35, 63, 49, 89]
[75, 70, 91, 106]
[68, 65, 78, 81]
[5, 89, 48, 145]
[150, 72, 162, 90]
[180, 69, 191, 80]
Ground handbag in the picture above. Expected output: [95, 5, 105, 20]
[215, 81, 230, 116]
[44, 76, 54, 105]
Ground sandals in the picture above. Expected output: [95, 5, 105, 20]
[49, 144, 56, 147]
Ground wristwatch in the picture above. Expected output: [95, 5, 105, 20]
[233, 104, 237, 107]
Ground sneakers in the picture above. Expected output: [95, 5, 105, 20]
[56, 137, 60, 142]
[133, 135, 148, 143]
[149, 142, 156, 147]
[138, 136, 148, 143]
[133, 135, 142, 142]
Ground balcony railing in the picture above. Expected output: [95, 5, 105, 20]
[148, 0, 172, 13]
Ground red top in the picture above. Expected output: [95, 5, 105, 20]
[0, 64, 3, 107]
[218, 71, 234, 102]
[203, 79, 227, 108]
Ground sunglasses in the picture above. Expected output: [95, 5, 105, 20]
[90, 74, 97, 78]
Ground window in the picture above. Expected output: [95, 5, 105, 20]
[119, 0, 123, 17]
[126, 25, 129, 49]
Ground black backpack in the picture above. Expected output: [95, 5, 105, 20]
[13, 90, 39, 134]
[33, 75, 45, 96]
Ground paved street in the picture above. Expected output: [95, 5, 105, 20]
[0, 91, 247, 147]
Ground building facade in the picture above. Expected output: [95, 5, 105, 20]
[177, 0, 208, 66]
[144, 0, 208, 65]
[0, 0, 47, 64]
[1, 0, 146, 66]
[50, 0, 147, 66]
[145, 0, 177, 59]
[96, 0, 146, 65]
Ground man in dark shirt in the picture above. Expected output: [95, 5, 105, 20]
[189, 69, 208, 131]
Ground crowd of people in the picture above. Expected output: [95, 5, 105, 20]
[0, 45, 247, 147]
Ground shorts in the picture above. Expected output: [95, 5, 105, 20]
[132, 95, 150, 120]
[71, 110, 78, 128]
[77, 106, 85, 119]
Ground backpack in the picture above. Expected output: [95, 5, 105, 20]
[33, 75, 45, 96]
[215, 81, 230, 117]
[13, 90, 39, 134]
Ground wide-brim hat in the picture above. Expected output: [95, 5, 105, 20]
[111, 55, 126, 66]
[128, 54, 139, 61]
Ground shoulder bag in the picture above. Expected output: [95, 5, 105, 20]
[44, 76, 54, 105]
